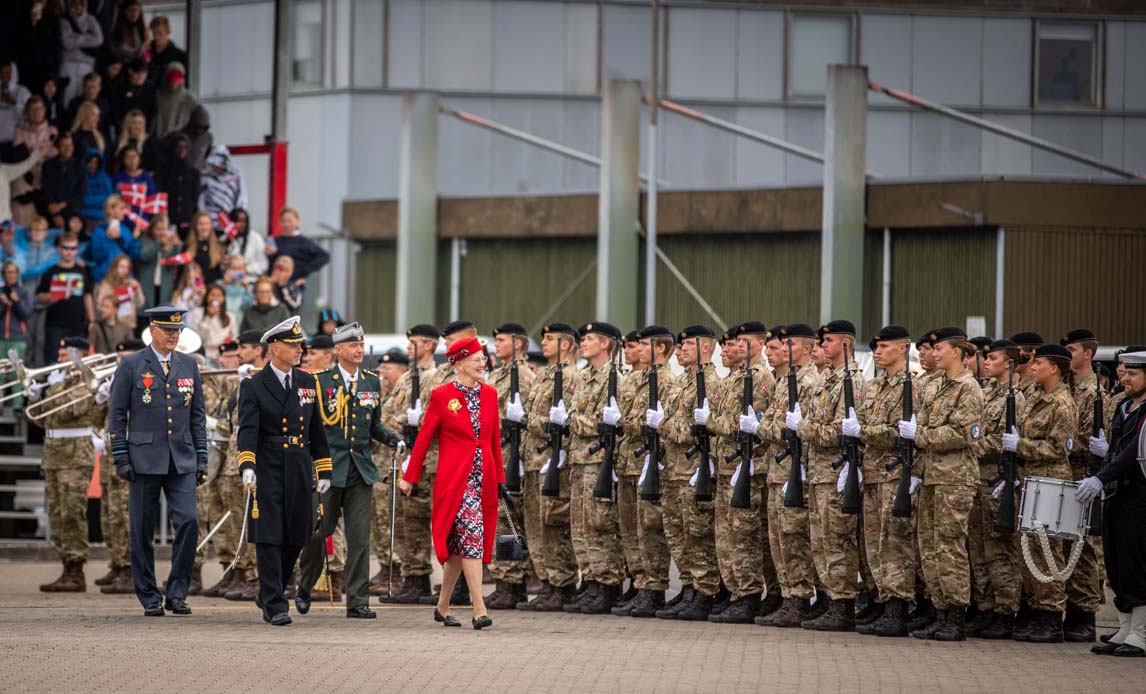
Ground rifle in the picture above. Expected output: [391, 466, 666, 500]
[991, 361, 1018, 533]
[539, 341, 567, 498]
[1086, 367, 1104, 536]
[831, 344, 862, 514]
[776, 338, 805, 508]
[685, 336, 714, 502]
[636, 341, 663, 502]
[501, 341, 524, 493]
[887, 367, 915, 518]
[591, 343, 621, 500]
[728, 356, 755, 509]
[403, 343, 421, 496]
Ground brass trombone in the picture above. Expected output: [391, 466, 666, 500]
[0, 353, 119, 405]
[24, 364, 119, 419]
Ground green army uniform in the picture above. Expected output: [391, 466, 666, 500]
[613, 362, 645, 602]
[1064, 367, 1106, 635]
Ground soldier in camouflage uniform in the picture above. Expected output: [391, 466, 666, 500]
[560, 322, 626, 614]
[1005, 344, 1080, 643]
[657, 326, 723, 621]
[29, 338, 101, 592]
[703, 321, 775, 623]
[790, 320, 865, 631]
[486, 323, 535, 609]
[1010, 332, 1044, 402]
[899, 328, 983, 641]
[610, 330, 648, 616]
[369, 350, 407, 595]
[378, 324, 439, 604]
[850, 325, 918, 637]
[518, 322, 580, 611]
[966, 339, 1027, 639]
[756, 323, 820, 628]
[195, 343, 241, 596]
[1060, 329, 1106, 642]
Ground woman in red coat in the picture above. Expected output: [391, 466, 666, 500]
[400, 336, 508, 629]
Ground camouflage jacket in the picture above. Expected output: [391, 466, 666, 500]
[203, 373, 238, 441]
[797, 362, 865, 485]
[1068, 372, 1106, 465]
[620, 364, 676, 479]
[32, 371, 103, 470]
[567, 361, 621, 467]
[915, 368, 982, 487]
[916, 370, 941, 411]
[711, 357, 774, 477]
[1017, 371, 1040, 403]
[1015, 379, 1077, 480]
[857, 368, 912, 485]
[489, 357, 535, 465]
[661, 364, 722, 482]
[525, 361, 578, 473]
[1105, 390, 1128, 433]
[971, 379, 1027, 481]
[380, 361, 438, 473]
[617, 366, 642, 476]
[760, 363, 819, 485]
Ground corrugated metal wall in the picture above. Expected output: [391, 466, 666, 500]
[889, 228, 997, 337]
[1005, 227, 1146, 345]
[354, 242, 397, 332]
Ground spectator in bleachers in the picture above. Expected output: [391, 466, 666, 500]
[170, 260, 205, 313]
[183, 104, 211, 170]
[19, 216, 58, 365]
[111, 144, 154, 200]
[268, 205, 329, 295]
[220, 253, 253, 320]
[59, 0, 103, 103]
[64, 72, 111, 143]
[18, 1, 63, 95]
[111, 60, 155, 133]
[269, 254, 302, 312]
[80, 146, 111, 226]
[189, 283, 237, 357]
[224, 207, 267, 277]
[40, 131, 85, 228]
[155, 132, 198, 235]
[35, 231, 93, 362]
[86, 193, 138, 281]
[9, 96, 58, 226]
[111, 109, 156, 172]
[87, 293, 131, 354]
[94, 252, 143, 329]
[186, 210, 224, 284]
[198, 144, 245, 219]
[1, 137, 46, 226]
[38, 76, 66, 128]
[70, 102, 106, 165]
[0, 58, 32, 144]
[154, 61, 197, 138]
[107, 1, 147, 64]
[136, 212, 179, 309]
[0, 260, 34, 361]
[238, 275, 289, 335]
[0, 221, 27, 270]
[315, 308, 344, 337]
[87, 0, 118, 39]
[145, 16, 187, 88]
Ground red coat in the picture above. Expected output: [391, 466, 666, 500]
[404, 381, 505, 564]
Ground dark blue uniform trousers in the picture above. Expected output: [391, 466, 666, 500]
[129, 458, 199, 608]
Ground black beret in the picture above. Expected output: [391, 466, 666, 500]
[493, 323, 528, 337]
[624, 329, 642, 343]
[441, 320, 475, 337]
[735, 321, 769, 337]
[406, 324, 440, 339]
[818, 320, 856, 340]
[379, 351, 409, 366]
[238, 329, 263, 345]
[1009, 331, 1043, 347]
[542, 322, 579, 339]
[970, 336, 993, 351]
[781, 323, 817, 339]
[638, 325, 674, 339]
[1060, 329, 1096, 346]
[581, 322, 622, 341]
[1034, 344, 1071, 362]
[915, 330, 936, 348]
[678, 324, 715, 343]
[61, 337, 90, 351]
[217, 340, 239, 354]
[117, 338, 146, 352]
[929, 327, 967, 344]
[984, 339, 1018, 355]
[308, 335, 334, 350]
[873, 324, 911, 344]
[766, 325, 786, 342]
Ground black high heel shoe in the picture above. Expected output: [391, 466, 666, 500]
[472, 614, 493, 630]
[435, 609, 461, 627]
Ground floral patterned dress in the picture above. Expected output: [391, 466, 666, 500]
[446, 381, 485, 559]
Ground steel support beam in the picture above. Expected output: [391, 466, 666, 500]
[395, 92, 439, 332]
[597, 80, 641, 331]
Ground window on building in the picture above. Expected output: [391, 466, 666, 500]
[787, 13, 854, 99]
[1035, 21, 1100, 108]
[293, 0, 324, 87]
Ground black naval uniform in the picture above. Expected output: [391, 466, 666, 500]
[1098, 395, 1146, 614]
[237, 364, 331, 621]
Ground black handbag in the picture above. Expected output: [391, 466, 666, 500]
[494, 501, 527, 562]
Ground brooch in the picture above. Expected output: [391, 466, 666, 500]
[447, 398, 462, 413]
[141, 372, 155, 404]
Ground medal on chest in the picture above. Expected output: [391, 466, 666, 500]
[298, 387, 316, 406]
[326, 388, 340, 413]
[177, 378, 194, 407]
[141, 372, 155, 404]
[357, 391, 377, 408]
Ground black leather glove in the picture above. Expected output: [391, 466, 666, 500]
[196, 456, 209, 487]
[114, 458, 135, 482]
[498, 483, 515, 512]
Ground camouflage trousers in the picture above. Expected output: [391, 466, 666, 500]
[219, 472, 256, 575]
[715, 471, 767, 601]
[661, 479, 719, 596]
[617, 475, 643, 587]
[372, 474, 405, 575]
[861, 480, 916, 602]
[539, 464, 578, 588]
[569, 464, 624, 586]
[521, 470, 548, 583]
[968, 483, 1021, 613]
[636, 492, 670, 591]
[400, 472, 434, 578]
[808, 482, 860, 600]
[99, 453, 130, 569]
[195, 447, 234, 569]
[1065, 457, 1103, 612]
[766, 482, 815, 599]
[916, 484, 974, 609]
[45, 466, 90, 564]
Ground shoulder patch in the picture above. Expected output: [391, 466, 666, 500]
[970, 424, 980, 439]
[1065, 437, 1073, 453]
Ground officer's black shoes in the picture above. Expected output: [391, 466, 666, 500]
[472, 614, 493, 630]
[933, 607, 967, 641]
[264, 611, 292, 626]
[294, 590, 312, 615]
[1113, 643, 1145, 657]
[163, 598, 192, 615]
[1091, 640, 1121, 655]
[346, 605, 376, 619]
[434, 609, 461, 627]
[143, 603, 165, 617]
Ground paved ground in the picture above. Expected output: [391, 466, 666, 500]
[0, 559, 1138, 693]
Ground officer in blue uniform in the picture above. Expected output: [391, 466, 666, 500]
[236, 315, 332, 626]
[108, 306, 209, 617]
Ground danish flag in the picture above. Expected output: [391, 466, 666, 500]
[141, 193, 168, 216]
[125, 210, 149, 231]
[48, 272, 84, 301]
[118, 183, 147, 208]
[217, 211, 238, 240]
[159, 252, 192, 267]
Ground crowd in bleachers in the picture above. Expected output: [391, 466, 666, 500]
[1, 1, 331, 367]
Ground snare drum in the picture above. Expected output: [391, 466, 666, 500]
[1018, 476, 1091, 541]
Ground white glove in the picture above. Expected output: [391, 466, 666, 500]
[693, 398, 710, 426]
[396, 440, 407, 454]
[909, 476, 922, 495]
[841, 407, 861, 438]
[836, 462, 863, 492]
[406, 398, 423, 426]
[729, 459, 755, 488]
[602, 397, 622, 426]
[237, 363, 254, 378]
[400, 456, 410, 474]
[645, 402, 665, 430]
[1088, 431, 1109, 459]
[241, 469, 256, 486]
[688, 458, 716, 487]
[538, 450, 567, 475]
[549, 399, 569, 427]
[637, 454, 664, 487]
[47, 369, 65, 386]
[784, 402, 802, 432]
[25, 381, 44, 401]
[316, 479, 331, 494]
[738, 405, 760, 435]
[506, 393, 525, 423]
[205, 415, 219, 431]
[94, 378, 112, 404]
[1075, 476, 1103, 503]
[1001, 426, 1019, 453]
[91, 434, 106, 453]
[897, 415, 917, 441]
[992, 479, 1009, 499]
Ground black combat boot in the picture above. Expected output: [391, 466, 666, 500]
[804, 594, 831, 622]
[517, 581, 552, 611]
[933, 606, 967, 641]
[979, 612, 1014, 640]
[611, 584, 639, 616]
[382, 574, 432, 604]
[803, 597, 855, 632]
[757, 597, 806, 628]
[1063, 605, 1097, 642]
[487, 581, 525, 610]
[965, 607, 996, 637]
[629, 589, 665, 618]
[677, 590, 715, 621]
[662, 585, 688, 609]
[535, 583, 576, 612]
[709, 595, 756, 624]
[871, 597, 910, 637]
[855, 601, 886, 633]
[1027, 610, 1065, 643]
[853, 590, 879, 624]
[760, 592, 782, 618]
[908, 599, 937, 632]
[564, 581, 598, 613]
[912, 606, 947, 639]
[907, 593, 930, 622]
[580, 583, 621, 614]
[655, 586, 694, 619]
[1012, 603, 1034, 641]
